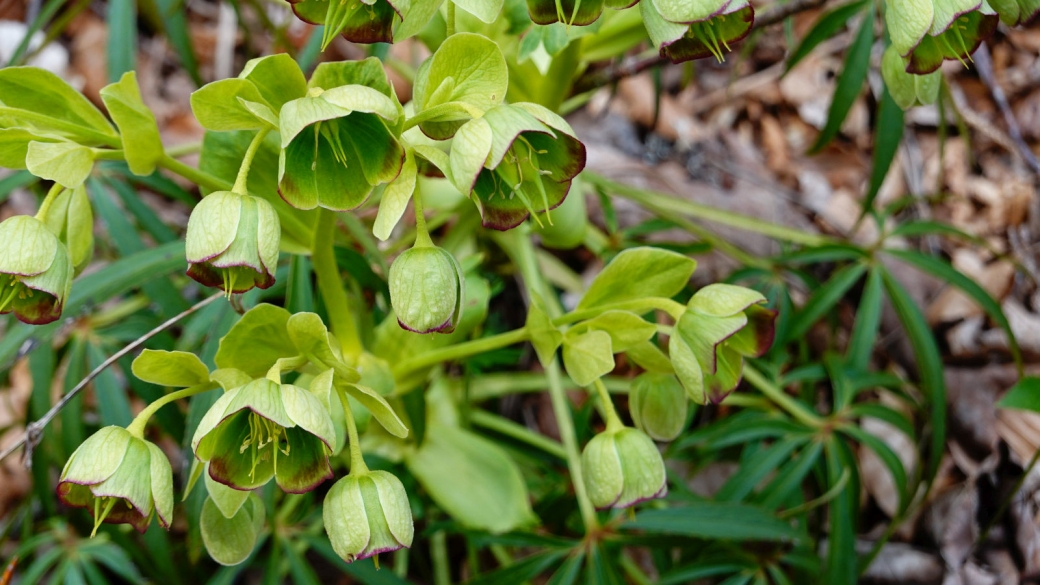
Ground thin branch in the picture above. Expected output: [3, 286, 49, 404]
[0, 293, 222, 467]
[973, 43, 1040, 177]
[573, 0, 831, 92]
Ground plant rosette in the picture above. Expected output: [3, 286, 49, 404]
[447, 103, 586, 230]
[323, 469, 414, 562]
[581, 426, 668, 509]
[0, 215, 73, 324]
[885, 0, 998, 74]
[185, 190, 280, 295]
[641, 0, 755, 63]
[669, 283, 777, 404]
[57, 426, 174, 535]
[192, 378, 337, 493]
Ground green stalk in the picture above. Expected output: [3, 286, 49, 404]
[163, 141, 203, 158]
[583, 172, 834, 248]
[159, 154, 229, 193]
[337, 385, 369, 474]
[552, 297, 687, 325]
[592, 379, 623, 431]
[469, 410, 567, 459]
[392, 328, 529, 380]
[313, 209, 362, 357]
[742, 365, 824, 428]
[34, 183, 64, 220]
[126, 383, 217, 438]
[505, 227, 599, 532]
[232, 128, 270, 195]
[446, 1, 456, 36]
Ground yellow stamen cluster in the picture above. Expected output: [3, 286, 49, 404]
[238, 412, 292, 480]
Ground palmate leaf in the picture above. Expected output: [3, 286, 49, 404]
[880, 267, 946, 482]
[781, 262, 867, 345]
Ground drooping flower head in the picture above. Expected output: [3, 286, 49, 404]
[289, 0, 405, 47]
[192, 378, 337, 493]
[185, 191, 280, 296]
[323, 470, 414, 562]
[389, 245, 465, 334]
[449, 103, 586, 230]
[670, 284, 776, 404]
[581, 426, 668, 509]
[641, 0, 755, 63]
[886, 0, 998, 74]
[0, 215, 73, 324]
[57, 426, 174, 535]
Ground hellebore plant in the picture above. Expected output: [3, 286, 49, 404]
[641, 0, 755, 63]
[885, 0, 998, 74]
[581, 422, 668, 508]
[0, 214, 73, 324]
[192, 378, 337, 492]
[448, 103, 586, 230]
[57, 426, 174, 535]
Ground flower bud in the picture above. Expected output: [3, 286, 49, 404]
[185, 191, 280, 295]
[192, 378, 336, 493]
[57, 426, 174, 535]
[389, 245, 464, 334]
[0, 215, 73, 324]
[323, 470, 414, 562]
[290, 0, 403, 47]
[630, 373, 688, 442]
[581, 427, 667, 509]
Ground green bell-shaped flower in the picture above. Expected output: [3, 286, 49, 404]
[57, 426, 174, 535]
[630, 373, 688, 442]
[449, 103, 586, 230]
[185, 190, 280, 295]
[670, 284, 776, 404]
[290, 0, 405, 46]
[641, 0, 754, 63]
[882, 45, 941, 110]
[885, 0, 998, 74]
[989, 0, 1040, 25]
[0, 215, 73, 324]
[581, 426, 667, 509]
[389, 244, 464, 334]
[192, 378, 337, 493]
[323, 470, 414, 562]
[278, 86, 405, 211]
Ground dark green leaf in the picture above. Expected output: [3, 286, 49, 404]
[783, 262, 867, 344]
[997, 377, 1040, 412]
[107, 0, 137, 81]
[623, 501, 803, 542]
[716, 436, 808, 502]
[823, 438, 859, 585]
[881, 267, 945, 482]
[862, 87, 904, 216]
[660, 562, 751, 585]
[846, 266, 883, 371]
[810, 10, 874, 152]
[757, 440, 824, 510]
[786, 0, 870, 71]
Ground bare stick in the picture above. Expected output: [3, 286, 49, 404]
[0, 293, 223, 467]
[973, 43, 1040, 177]
[574, 0, 831, 92]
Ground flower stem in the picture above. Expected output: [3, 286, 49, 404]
[34, 183, 64, 221]
[503, 226, 599, 532]
[446, 1, 456, 36]
[232, 128, 271, 195]
[126, 383, 217, 438]
[742, 365, 824, 428]
[552, 297, 687, 325]
[391, 328, 529, 380]
[159, 155, 229, 193]
[313, 209, 362, 357]
[337, 385, 369, 475]
[468, 410, 567, 459]
[582, 171, 834, 248]
[413, 187, 433, 248]
[592, 379, 624, 432]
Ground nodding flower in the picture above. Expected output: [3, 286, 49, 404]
[885, 0, 998, 74]
[641, 0, 755, 63]
[0, 215, 73, 325]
